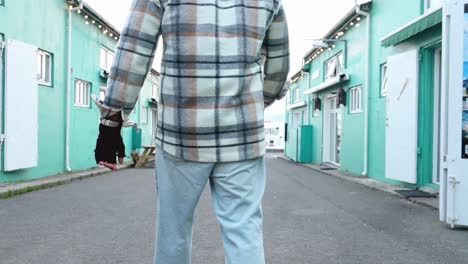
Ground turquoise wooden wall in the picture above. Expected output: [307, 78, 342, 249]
[0, 0, 155, 183]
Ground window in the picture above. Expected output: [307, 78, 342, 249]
[152, 82, 159, 100]
[295, 88, 300, 102]
[349, 86, 362, 114]
[302, 110, 308, 125]
[100, 47, 115, 71]
[293, 112, 300, 129]
[141, 106, 148, 124]
[37, 50, 52, 86]
[325, 53, 344, 80]
[381, 64, 388, 97]
[99, 86, 107, 101]
[74, 80, 91, 108]
[312, 69, 320, 80]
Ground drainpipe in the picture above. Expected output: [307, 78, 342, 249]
[355, 2, 371, 176]
[66, 1, 84, 172]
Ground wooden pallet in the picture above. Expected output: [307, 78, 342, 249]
[131, 146, 156, 168]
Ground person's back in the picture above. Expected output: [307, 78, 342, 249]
[155, 0, 288, 162]
[93, 0, 289, 263]
[100, 0, 289, 162]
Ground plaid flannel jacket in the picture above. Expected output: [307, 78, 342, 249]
[102, 0, 290, 162]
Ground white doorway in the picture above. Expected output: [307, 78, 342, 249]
[433, 48, 442, 184]
[152, 109, 158, 144]
[323, 95, 342, 165]
[0, 34, 4, 171]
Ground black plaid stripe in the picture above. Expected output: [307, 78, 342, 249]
[103, 0, 290, 162]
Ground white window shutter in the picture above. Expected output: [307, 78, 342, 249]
[5, 40, 39, 171]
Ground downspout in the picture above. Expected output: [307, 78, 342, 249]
[66, 1, 84, 172]
[356, 2, 371, 176]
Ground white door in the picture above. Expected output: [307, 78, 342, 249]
[439, 0, 468, 227]
[432, 48, 442, 184]
[323, 96, 341, 165]
[0, 35, 4, 171]
[4, 40, 39, 171]
[385, 49, 419, 184]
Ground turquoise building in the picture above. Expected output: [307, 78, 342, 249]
[286, 0, 445, 190]
[0, 0, 159, 183]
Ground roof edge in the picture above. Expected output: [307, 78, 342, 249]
[303, 0, 372, 62]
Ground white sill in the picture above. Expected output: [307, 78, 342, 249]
[74, 104, 90, 108]
[350, 110, 363, 114]
[38, 81, 52, 87]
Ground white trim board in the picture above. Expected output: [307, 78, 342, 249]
[304, 75, 350, 95]
[287, 101, 307, 111]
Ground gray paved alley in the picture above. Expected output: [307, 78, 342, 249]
[1, 155, 467, 264]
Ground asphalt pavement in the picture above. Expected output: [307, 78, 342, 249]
[0, 155, 467, 264]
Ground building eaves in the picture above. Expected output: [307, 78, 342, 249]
[67, 0, 120, 37]
[290, 70, 304, 83]
[303, 0, 372, 63]
[150, 68, 161, 77]
[67, 0, 159, 73]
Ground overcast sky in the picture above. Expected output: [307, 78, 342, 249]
[87, 0, 359, 122]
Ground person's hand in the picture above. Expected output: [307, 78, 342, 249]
[94, 113, 125, 171]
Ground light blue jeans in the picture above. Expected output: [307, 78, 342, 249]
[154, 149, 266, 264]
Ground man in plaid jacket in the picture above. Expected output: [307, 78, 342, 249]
[94, 0, 289, 263]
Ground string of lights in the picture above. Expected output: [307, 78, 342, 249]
[304, 15, 362, 65]
[68, 3, 120, 42]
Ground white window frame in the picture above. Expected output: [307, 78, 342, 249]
[293, 112, 300, 129]
[100, 46, 115, 72]
[325, 53, 344, 80]
[152, 82, 159, 100]
[74, 79, 91, 108]
[295, 88, 300, 103]
[99, 86, 106, 101]
[381, 63, 388, 97]
[302, 110, 308, 125]
[37, 50, 52, 86]
[349, 86, 363, 114]
[141, 105, 148, 124]
[312, 69, 320, 80]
